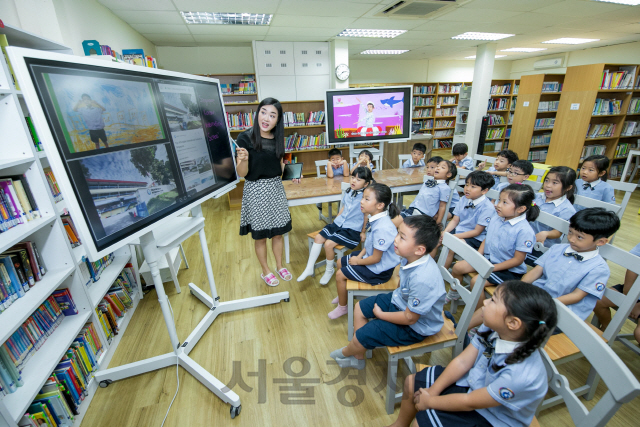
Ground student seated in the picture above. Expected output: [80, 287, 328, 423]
[325, 148, 350, 178]
[298, 167, 373, 284]
[330, 215, 445, 369]
[478, 149, 518, 189]
[385, 281, 557, 427]
[392, 160, 457, 228]
[451, 185, 538, 309]
[593, 242, 640, 344]
[403, 142, 427, 168]
[526, 166, 577, 267]
[493, 159, 533, 194]
[351, 149, 375, 173]
[575, 155, 616, 209]
[450, 143, 474, 171]
[329, 183, 400, 319]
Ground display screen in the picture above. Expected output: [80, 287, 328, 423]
[25, 58, 237, 252]
[325, 86, 412, 145]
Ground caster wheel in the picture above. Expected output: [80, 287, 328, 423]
[230, 405, 241, 419]
[99, 380, 113, 388]
[284, 298, 290, 302]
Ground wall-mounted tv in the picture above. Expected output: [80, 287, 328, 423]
[325, 86, 412, 145]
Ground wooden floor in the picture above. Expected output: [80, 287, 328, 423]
[80, 188, 640, 427]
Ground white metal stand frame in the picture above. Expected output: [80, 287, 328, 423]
[94, 204, 290, 419]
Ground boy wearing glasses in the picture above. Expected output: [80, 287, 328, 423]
[494, 159, 533, 193]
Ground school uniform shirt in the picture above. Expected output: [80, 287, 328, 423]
[530, 194, 576, 248]
[329, 164, 345, 176]
[363, 211, 400, 274]
[494, 181, 510, 194]
[574, 179, 616, 210]
[402, 159, 425, 168]
[488, 166, 502, 188]
[333, 189, 364, 232]
[532, 244, 609, 320]
[454, 155, 475, 171]
[484, 213, 536, 274]
[457, 325, 548, 427]
[351, 162, 375, 173]
[409, 180, 451, 217]
[391, 256, 446, 336]
[452, 195, 495, 242]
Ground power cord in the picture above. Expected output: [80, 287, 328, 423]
[160, 298, 180, 427]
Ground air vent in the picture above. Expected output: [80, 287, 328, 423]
[302, 50, 308, 54]
[316, 50, 322, 54]
[376, 0, 458, 18]
[265, 50, 271, 54]
[280, 50, 286, 54]
[302, 63, 308, 67]
[266, 63, 272, 67]
[281, 63, 287, 67]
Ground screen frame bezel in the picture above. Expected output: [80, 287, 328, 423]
[7, 46, 239, 261]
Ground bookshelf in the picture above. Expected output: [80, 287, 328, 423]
[0, 26, 142, 427]
[479, 79, 520, 155]
[509, 74, 565, 163]
[545, 64, 640, 178]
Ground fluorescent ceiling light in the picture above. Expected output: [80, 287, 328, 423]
[180, 12, 272, 25]
[361, 50, 409, 54]
[592, 0, 640, 5]
[452, 32, 514, 41]
[338, 29, 406, 38]
[465, 55, 507, 59]
[501, 48, 548, 52]
[542, 37, 600, 44]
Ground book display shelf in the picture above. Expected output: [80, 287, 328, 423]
[479, 79, 519, 155]
[453, 84, 472, 147]
[0, 26, 142, 427]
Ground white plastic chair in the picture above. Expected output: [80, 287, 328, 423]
[398, 154, 412, 168]
[351, 148, 381, 171]
[315, 159, 328, 177]
[473, 154, 496, 170]
[607, 179, 636, 219]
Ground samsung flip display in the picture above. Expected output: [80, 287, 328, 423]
[325, 86, 412, 145]
[8, 48, 238, 259]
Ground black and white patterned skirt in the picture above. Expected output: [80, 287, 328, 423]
[240, 177, 292, 240]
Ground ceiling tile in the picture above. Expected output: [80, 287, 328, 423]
[156, 41, 199, 47]
[276, 0, 376, 17]
[609, 23, 640, 33]
[192, 34, 264, 42]
[434, 8, 524, 23]
[374, 39, 431, 48]
[270, 15, 356, 28]
[346, 17, 428, 30]
[110, 10, 185, 24]
[263, 35, 332, 41]
[144, 34, 197, 43]
[532, 0, 628, 17]
[187, 25, 270, 35]
[495, 12, 570, 27]
[461, 0, 564, 12]
[172, 0, 280, 14]
[131, 24, 191, 34]
[267, 27, 342, 37]
[397, 31, 457, 41]
[597, 5, 640, 23]
[98, 0, 176, 11]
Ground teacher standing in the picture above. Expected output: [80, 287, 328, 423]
[236, 98, 300, 287]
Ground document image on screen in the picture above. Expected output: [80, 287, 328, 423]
[332, 92, 405, 139]
[76, 143, 178, 236]
[43, 72, 165, 154]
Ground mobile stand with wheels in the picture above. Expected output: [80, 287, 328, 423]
[95, 204, 290, 419]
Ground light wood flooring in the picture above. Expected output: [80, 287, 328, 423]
[80, 188, 640, 427]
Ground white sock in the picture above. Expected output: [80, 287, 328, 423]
[319, 258, 335, 285]
[297, 243, 323, 281]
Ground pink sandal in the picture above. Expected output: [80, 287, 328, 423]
[277, 268, 292, 281]
[261, 273, 279, 287]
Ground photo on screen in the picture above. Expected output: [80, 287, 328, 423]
[43, 72, 165, 153]
[159, 83, 202, 133]
[76, 143, 178, 236]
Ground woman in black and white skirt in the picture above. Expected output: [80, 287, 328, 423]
[236, 98, 300, 287]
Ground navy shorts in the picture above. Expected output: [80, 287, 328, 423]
[400, 207, 424, 218]
[525, 248, 544, 267]
[340, 251, 395, 285]
[487, 269, 523, 286]
[89, 128, 107, 143]
[415, 366, 492, 427]
[319, 223, 361, 249]
[451, 229, 482, 250]
[355, 293, 425, 349]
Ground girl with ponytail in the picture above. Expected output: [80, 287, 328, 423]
[387, 280, 557, 427]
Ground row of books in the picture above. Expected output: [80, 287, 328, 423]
[487, 114, 505, 125]
[435, 120, 454, 128]
[486, 128, 504, 140]
[615, 142, 637, 158]
[629, 98, 640, 114]
[621, 121, 640, 137]
[509, 112, 514, 125]
[513, 84, 519, 95]
[43, 168, 63, 203]
[282, 111, 314, 127]
[610, 163, 625, 179]
[580, 144, 606, 161]
[531, 133, 552, 147]
[541, 82, 562, 92]
[534, 118, 555, 129]
[432, 139, 453, 149]
[538, 101, 559, 112]
[413, 97, 434, 106]
[438, 96, 457, 105]
[285, 132, 327, 151]
[0, 294, 66, 395]
[0, 175, 41, 233]
[413, 109, 432, 118]
[586, 123, 616, 139]
[305, 111, 325, 125]
[505, 128, 512, 138]
[414, 85, 436, 94]
[79, 254, 115, 287]
[488, 98, 508, 111]
[61, 215, 81, 248]
[18, 322, 104, 426]
[95, 270, 137, 343]
[220, 79, 256, 95]
[0, 241, 47, 312]
[438, 84, 461, 94]
[511, 97, 517, 111]
[593, 98, 622, 116]
[490, 84, 511, 95]
[416, 119, 433, 130]
[436, 107, 456, 117]
[226, 111, 253, 130]
[483, 141, 503, 153]
[528, 150, 548, 162]
[434, 129, 453, 137]
[25, 117, 42, 152]
[600, 67, 636, 90]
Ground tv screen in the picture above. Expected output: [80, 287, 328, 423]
[17, 54, 237, 256]
[325, 86, 412, 145]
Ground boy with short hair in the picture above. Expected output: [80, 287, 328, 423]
[522, 208, 620, 321]
[494, 159, 533, 193]
[451, 143, 474, 171]
[325, 148, 349, 178]
[330, 215, 445, 369]
[479, 149, 518, 189]
[402, 142, 427, 168]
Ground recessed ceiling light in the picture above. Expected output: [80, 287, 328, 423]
[452, 32, 514, 41]
[338, 29, 407, 38]
[361, 50, 409, 55]
[180, 11, 272, 25]
[592, 0, 640, 5]
[501, 48, 548, 52]
[542, 37, 600, 44]
[465, 55, 507, 59]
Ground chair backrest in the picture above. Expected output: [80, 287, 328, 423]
[540, 300, 640, 427]
[398, 154, 412, 167]
[487, 188, 499, 200]
[315, 160, 328, 178]
[474, 154, 496, 166]
[532, 211, 570, 252]
[338, 181, 351, 211]
[351, 148, 382, 171]
[529, 167, 547, 183]
[607, 179, 636, 219]
[574, 195, 622, 215]
[437, 233, 494, 357]
[455, 167, 471, 192]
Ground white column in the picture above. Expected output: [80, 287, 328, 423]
[465, 43, 496, 156]
[330, 39, 349, 89]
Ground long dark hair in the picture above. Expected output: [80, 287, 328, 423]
[478, 281, 557, 371]
[501, 183, 540, 222]
[546, 166, 576, 203]
[250, 97, 285, 159]
[365, 183, 400, 218]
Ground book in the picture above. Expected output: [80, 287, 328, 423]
[52, 289, 78, 316]
[122, 48, 145, 66]
[24, 117, 42, 151]
[0, 34, 19, 90]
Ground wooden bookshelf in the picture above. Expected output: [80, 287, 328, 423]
[198, 73, 258, 104]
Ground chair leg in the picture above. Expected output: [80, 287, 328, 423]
[404, 357, 416, 374]
[328, 203, 333, 223]
[584, 367, 600, 401]
[348, 291, 354, 341]
[386, 356, 399, 414]
[179, 243, 189, 269]
[166, 251, 181, 294]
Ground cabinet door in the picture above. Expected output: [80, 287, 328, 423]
[293, 42, 330, 76]
[255, 41, 295, 76]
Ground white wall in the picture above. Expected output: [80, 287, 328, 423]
[156, 46, 254, 74]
